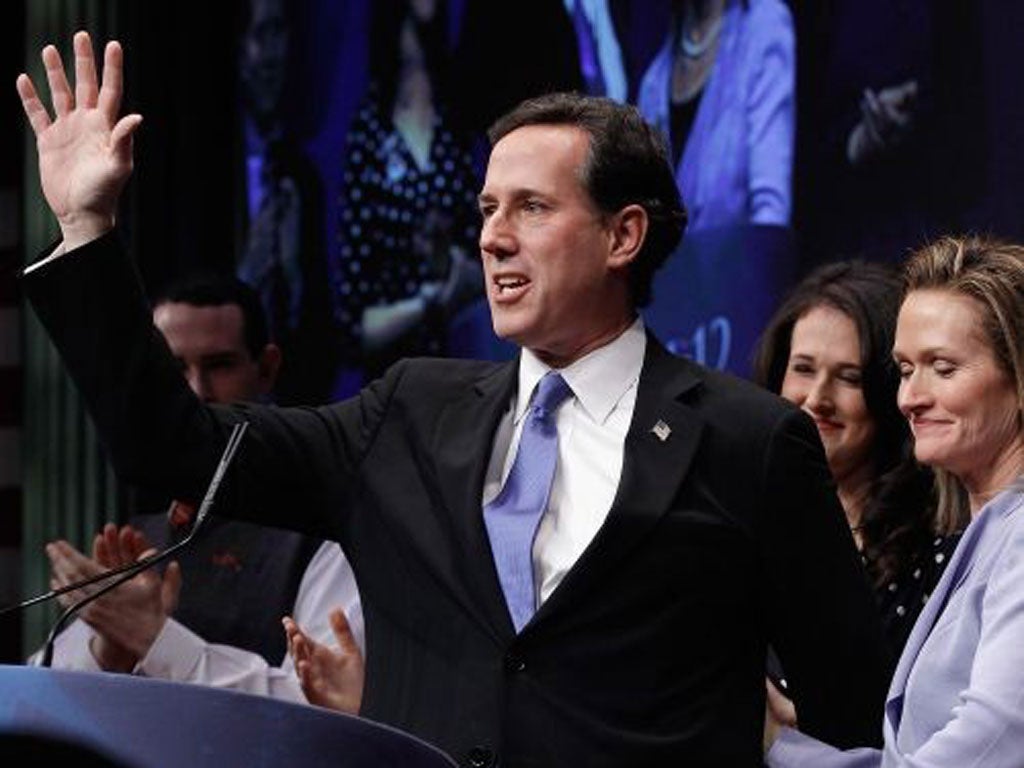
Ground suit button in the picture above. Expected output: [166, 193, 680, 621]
[504, 652, 526, 673]
[467, 745, 495, 767]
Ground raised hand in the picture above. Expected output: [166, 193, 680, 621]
[16, 31, 142, 249]
[284, 608, 365, 715]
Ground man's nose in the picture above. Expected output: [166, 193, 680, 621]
[185, 368, 213, 403]
[480, 212, 516, 258]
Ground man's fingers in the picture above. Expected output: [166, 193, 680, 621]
[16, 74, 51, 136]
[97, 40, 124, 123]
[110, 114, 142, 162]
[47, 540, 101, 584]
[328, 608, 359, 654]
[118, 524, 140, 560]
[73, 30, 99, 109]
[42, 44, 73, 117]
[290, 631, 311, 664]
[101, 522, 122, 564]
[93, 530, 108, 561]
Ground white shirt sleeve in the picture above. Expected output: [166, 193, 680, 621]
[33, 617, 104, 671]
[23, 242, 67, 274]
[37, 542, 363, 705]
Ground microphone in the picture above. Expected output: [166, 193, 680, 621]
[1, 421, 249, 667]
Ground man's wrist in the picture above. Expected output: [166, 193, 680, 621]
[89, 633, 139, 673]
[59, 212, 116, 252]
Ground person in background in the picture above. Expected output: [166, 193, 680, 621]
[767, 236, 1024, 765]
[636, 0, 795, 232]
[754, 261, 965, 658]
[330, 0, 484, 385]
[41, 273, 364, 709]
[236, 0, 337, 404]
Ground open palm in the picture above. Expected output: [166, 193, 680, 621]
[17, 31, 141, 247]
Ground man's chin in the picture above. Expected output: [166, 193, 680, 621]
[490, 314, 527, 345]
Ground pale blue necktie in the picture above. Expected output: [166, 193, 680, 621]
[484, 372, 573, 632]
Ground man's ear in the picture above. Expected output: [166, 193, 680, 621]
[607, 204, 648, 269]
[256, 343, 283, 394]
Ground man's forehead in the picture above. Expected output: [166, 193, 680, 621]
[482, 124, 589, 194]
[489, 123, 588, 161]
[153, 302, 248, 353]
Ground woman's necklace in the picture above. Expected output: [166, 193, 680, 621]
[679, 5, 723, 59]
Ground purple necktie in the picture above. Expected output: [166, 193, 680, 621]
[484, 372, 573, 632]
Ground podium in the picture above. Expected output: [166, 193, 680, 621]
[0, 665, 456, 767]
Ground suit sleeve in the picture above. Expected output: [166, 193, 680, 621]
[759, 408, 890, 748]
[21, 232, 396, 545]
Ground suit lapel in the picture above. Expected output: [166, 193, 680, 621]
[433, 358, 520, 641]
[884, 503, 1001, 731]
[531, 337, 704, 626]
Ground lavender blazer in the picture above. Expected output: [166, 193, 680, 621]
[636, 0, 795, 232]
[768, 487, 1024, 767]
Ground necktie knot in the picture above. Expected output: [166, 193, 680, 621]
[530, 372, 572, 424]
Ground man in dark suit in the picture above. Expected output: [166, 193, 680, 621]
[18, 32, 889, 767]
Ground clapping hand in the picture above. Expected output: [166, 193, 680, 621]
[284, 608, 365, 715]
[47, 523, 181, 671]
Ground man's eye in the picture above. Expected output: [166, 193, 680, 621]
[203, 357, 239, 373]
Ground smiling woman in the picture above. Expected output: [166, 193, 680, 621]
[896, 237, 1024, 517]
[754, 261, 962, 657]
[766, 235, 1024, 767]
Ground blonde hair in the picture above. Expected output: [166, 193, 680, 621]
[902, 235, 1024, 530]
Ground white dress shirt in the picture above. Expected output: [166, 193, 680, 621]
[483, 318, 646, 607]
[41, 541, 363, 704]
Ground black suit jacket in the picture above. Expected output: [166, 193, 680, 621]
[25, 234, 890, 767]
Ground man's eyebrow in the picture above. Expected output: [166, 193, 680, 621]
[477, 188, 549, 204]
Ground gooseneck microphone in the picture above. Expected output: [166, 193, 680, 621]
[0, 422, 249, 667]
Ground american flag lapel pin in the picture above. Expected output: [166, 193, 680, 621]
[651, 420, 671, 442]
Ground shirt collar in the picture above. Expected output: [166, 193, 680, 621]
[515, 317, 647, 425]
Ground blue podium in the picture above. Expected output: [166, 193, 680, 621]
[0, 665, 456, 767]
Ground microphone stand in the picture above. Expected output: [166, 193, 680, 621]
[28, 422, 249, 668]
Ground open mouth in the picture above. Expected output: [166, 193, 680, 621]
[492, 274, 530, 299]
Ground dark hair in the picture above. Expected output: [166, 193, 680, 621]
[488, 92, 687, 307]
[370, 0, 452, 115]
[753, 261, 939, 586]
[153, 273, 270, 360]
[902, 235, 1024, 531]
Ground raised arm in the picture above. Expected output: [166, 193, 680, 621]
[17, 31, 141, 250]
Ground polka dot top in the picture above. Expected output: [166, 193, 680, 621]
[330, 85, 481, 373]
[873, 531, 963, 658]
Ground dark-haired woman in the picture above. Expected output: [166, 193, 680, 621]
[330, 0, 484, 386]
[754, 261, 964, 656]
